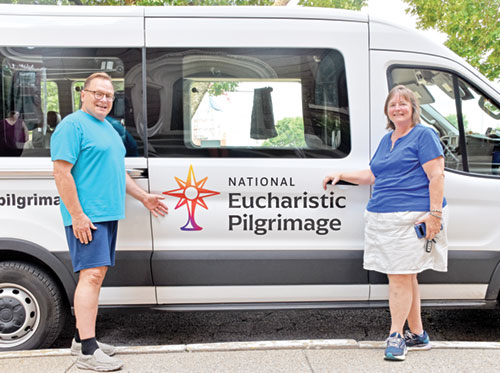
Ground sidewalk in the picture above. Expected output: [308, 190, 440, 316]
[1, 339, 500, 373]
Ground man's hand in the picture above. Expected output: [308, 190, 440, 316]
[125, 173, 168, 217]
[142, 194, 168, 217]
[72, 213, 97, 244]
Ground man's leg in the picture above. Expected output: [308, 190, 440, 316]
[74, 266, 108, 340]
[67, 223, 122, 370]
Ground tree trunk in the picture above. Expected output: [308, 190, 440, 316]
[190, 82, 211, 118]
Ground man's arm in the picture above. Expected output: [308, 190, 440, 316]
[125, 173, 168, 217]
[53, 159, 96, 244]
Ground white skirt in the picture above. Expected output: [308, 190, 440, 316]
[363, 207, 448, 274]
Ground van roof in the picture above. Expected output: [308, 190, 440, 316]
[143, 5, 368, 22]
[0, 4, 367, 22]
[0, 5, 451, 60]
[0, 4, 142, 17]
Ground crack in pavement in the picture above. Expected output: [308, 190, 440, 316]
[303, 350, 315, 373]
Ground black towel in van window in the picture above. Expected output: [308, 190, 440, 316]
[250, 87, 277, 140]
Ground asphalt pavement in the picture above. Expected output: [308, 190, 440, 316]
[2, 339, 500, 373]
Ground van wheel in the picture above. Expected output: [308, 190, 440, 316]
[0, 261, 65, 351]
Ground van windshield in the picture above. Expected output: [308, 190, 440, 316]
[392, 67, 500, 176]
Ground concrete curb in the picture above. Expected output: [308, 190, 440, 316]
[358, 341, 500, 349]
[1, 339, 500, 359]
[185, 339, 358, 352]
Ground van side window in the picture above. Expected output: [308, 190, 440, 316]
[145, 48, 351, 158]
[391, 68, 500, 177]
[0, 47, 143, 157]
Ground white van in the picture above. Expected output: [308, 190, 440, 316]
[1, 5, 499, 351]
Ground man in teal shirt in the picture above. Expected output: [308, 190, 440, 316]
[51, 72, 168, 372]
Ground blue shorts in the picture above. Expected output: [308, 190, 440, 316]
[64, 221, 118, 273]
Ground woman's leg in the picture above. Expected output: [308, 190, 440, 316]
[406, 274, 424, 335]
[387, 274, 414, 335]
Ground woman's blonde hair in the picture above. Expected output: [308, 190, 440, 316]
[384, 85, 421, 130]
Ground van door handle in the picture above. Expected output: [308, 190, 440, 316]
[327, 180, 358, 186]
[0, 170, 53, 179]
[126, 168, 148, 179]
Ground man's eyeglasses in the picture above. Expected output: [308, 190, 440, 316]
[84, 90, 114, 101]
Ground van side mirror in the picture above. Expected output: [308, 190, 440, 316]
[479, 96, 500, 120]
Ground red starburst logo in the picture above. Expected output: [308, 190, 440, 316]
[163, 165, 220, 231]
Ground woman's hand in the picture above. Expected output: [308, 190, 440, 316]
[322, 173, 342, 190]
[322, 169, 374, 189]
[415, 213, 442, 240]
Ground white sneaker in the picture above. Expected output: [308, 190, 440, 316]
[76, 349, 123, 372]
[71, 338, 116, 356]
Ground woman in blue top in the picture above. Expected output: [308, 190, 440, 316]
[323, 85, 448, 361]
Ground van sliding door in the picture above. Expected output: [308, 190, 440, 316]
[145, 14, 371, 307]
[0, 10, 155, 306]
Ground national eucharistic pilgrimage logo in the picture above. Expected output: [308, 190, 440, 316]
[163, 165, 220, 231]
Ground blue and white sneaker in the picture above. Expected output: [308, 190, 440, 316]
[404, 330, 431, 350]
[384, 332, 407, 361]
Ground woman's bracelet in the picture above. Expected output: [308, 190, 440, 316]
[429, 212, 442, 219]
[430, 209, 442, 213]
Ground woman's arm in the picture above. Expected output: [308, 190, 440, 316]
[417, 156, 445, 239]
[322, 168, 375, 190]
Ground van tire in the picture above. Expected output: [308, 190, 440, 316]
[0, 261, 66, 351]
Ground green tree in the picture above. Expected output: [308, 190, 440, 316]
[44, 81, 59, 112]
[403, 0, 500, 80]
[299, 0, 366, 10]
[208, 82, 238, 96]
[79, 0, 275, 5]
[2, 0, 366, 8]
[262, 117, 306, 148]
[446, 113, 469, 130]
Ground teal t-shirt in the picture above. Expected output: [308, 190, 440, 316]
[51, 110, 126, 226]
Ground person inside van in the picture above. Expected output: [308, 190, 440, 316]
[26, 111, 59, 151]
[51, 72, 168, 372]
[106, 115, 139, 157]
[0, 110, 29, 156]
[322, 85, 448, 361]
